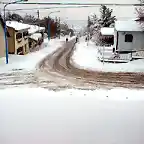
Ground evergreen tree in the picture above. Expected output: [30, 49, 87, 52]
[87, 16, 93, 28]
[11, 13, 23, 22]
[5, 12, 23, 22]
[99, 5, 116, 27]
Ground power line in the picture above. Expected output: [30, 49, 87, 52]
[0, 2, 143, 6]
[3, 4, 143, 12]
[4, 5, 106, 11]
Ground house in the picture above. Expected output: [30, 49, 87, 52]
[114, 20, 144, 53]
[0, 15, 10, 57]
[6, 21, 30, 55]
[26, 24, 45, 51]
[98, 20, 144, 62]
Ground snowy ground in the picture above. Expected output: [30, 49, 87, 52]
[0, 36, 75, 89]
[0, 87, 144, 144]
[72, 39, 144, 72]
[0, 37, 68, 73]
[0, 36, 144, 144]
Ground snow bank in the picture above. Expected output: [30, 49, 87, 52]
[72, 40, 144, 72]
[0, 87, 144, 144]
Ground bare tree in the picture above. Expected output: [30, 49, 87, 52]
[135, 0, 144, 28]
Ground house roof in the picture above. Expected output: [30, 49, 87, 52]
[27, 25, 45, 34]
[0, 15, 10, 37]
[6, 21, 30, 31]
[100, 27, 114, 35]
[115, 20, 143, 32]
[6, 20, 45, 34]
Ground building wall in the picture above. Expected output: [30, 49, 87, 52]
[116, 31, 144, 52]
[15, 30, 29, 55]
[0, 21, 5, 57]
[7, 27, 29, 55]
[7, 27, 15, 54]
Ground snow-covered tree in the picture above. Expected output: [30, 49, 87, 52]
[99, 5, 116, 27]
[87, 16, 93, 28]
[23, 14, 38, 24]
[5, 12, 23, 22]
[135, 0, 144, 28]
[85, 5, 116, 45]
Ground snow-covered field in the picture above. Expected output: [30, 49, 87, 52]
[0, 87, 144, 144]
[72, 40, 144, 72]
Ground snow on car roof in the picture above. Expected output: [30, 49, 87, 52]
[115, 20, 143, 32]
[100, 27, 114, 35]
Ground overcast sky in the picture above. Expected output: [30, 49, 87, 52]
[0, 0, 139, 20]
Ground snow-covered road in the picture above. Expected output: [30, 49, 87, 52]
[1, 37, 144, 90]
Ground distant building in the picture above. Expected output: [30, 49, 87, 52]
[27, 24, 45, 51]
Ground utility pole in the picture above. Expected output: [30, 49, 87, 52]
[37, 10, 40, 19]
[59, 17, 60, 39]
[37, 10, 40, 31]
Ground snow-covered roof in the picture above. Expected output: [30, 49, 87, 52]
[115, 20, 143, 32]
[27, 25, 45, 34]
[100, 27, 114, 35]
[6, 21, 45, 33]
[6, 21, 30, 31]
[30, 33, 42, 41]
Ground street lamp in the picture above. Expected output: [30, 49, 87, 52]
[47, 10, 60, 41]
[4, 0, 28, 64]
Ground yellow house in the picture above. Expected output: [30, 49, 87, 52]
[0, 15, 10, 57]
[6, 21, 30, 55]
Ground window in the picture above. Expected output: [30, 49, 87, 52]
[17, 47, 23, 55]
[23, 31, 28, 37]
[16, 33, 22, 39]
[125, 34, 133, 42]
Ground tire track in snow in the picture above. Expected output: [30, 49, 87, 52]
[39, 39, 144, 89]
